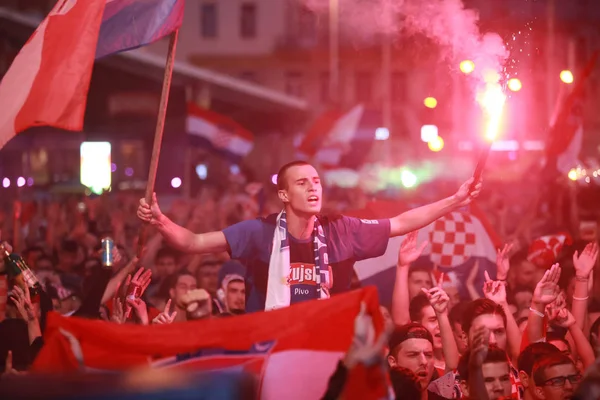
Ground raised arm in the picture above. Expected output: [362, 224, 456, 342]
[388, 178, 481, 237]
[423, 284, 460, 371]
[391, 231, 427, 326]
[483, 270, 522, 362]
[137, 193, 228, 254]
[571, 243, 598, 332]
[528, 264, 562, 344]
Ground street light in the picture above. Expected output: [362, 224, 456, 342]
[560, 70, 574, 84]
[507, 78, 522, 92]
[460, 60, 475, 74]
[424, 97, 438, 109]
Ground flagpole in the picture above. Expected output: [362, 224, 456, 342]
[137, 30, 179, 258]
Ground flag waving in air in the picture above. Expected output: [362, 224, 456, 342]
[351, 201, 501, 307]
[0, 0, 184, 150]
[33, 288, 388, 400]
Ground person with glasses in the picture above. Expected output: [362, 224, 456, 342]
[532, 352, 581, 400]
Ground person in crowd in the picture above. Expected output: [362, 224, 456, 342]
[531, 352, 581, 400]
[457, 342, 513, 400]
[392, 230, 460, 375]
[449, 301, 470, 355]
[387, 322, 447, 399]
[137, 161, 481, 312]
[461, 297, 523, 398]
[517, 342, 562, 400]
[195, 254, 224, 298]
[145, 247, 180, 298]
[526, 263, 596, 371]
[215, 274, 246, 315]
[161, 271, 198, 323]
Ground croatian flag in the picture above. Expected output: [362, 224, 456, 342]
[33, 288, 388, 400]
[296, 104, 379, 169]
[186, 103, 255, 161]
[546, 52, 598, 174]
[0, 0, 184, 150]
[351, 202, 501, 308]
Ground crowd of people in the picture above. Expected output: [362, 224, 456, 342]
[0, 160, 599, 400]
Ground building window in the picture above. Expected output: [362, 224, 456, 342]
[285, 71, 303, 97]
[298, 6, 316, 42]
[391, 72, 407, 102]
[201, 3, 218, 38]
[320, 72, 330, 103]
[355, 71, 372, 102]
[240, 3, 257, 38]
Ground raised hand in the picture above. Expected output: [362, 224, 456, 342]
[573, 242, 599, 279]
[111, 298, 126, 324]
[551, 307, 576, 329]
[127, 267, 152, 298]
[344, 302, 394, 368]
[137, 193, 163, 225]
[152, 299, 177, 325]
[454, 178, 482, 207]
[469, 325, 490, 367]
[496, 243, 513, 281]
[532, 264, 561, 306]
[398, 231, 428, 266]
[126, 298, 149, 325]
[422, 279, 450, 315]
[10, 285, 36, 322]
[483, 270, 507, 304]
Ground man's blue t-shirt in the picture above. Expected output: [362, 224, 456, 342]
[222, 214, 390, 312]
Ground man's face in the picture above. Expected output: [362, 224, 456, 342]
[469, 313, 507, 351]
[278, 164, 322, 215]
[170, 275, 197, 308]
[226, 280, 245, 312]
[419, 305, 441, 349]
[197, 264, 220, 296]
[535, 363, 580, 400]
[408, 271, 432, 299]
[388, 338, 434, 391]
[452, 322, 468, 355]
[514, 260, 539, 289]
[155, 256, 177, 280]
[482, 362, 512, 400]
[514, 291, 533, 311]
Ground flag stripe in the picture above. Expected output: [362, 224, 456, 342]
[0, 0, 106, 149]
[96, 0, 184, 59]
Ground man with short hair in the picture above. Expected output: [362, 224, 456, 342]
[460, 298, 523, 399]
[166, 272, 197, 322]
[408, 266, 433, 299]
[387, 323, 438, 397]
[517, 342, 561, 400]
[138, 161, 480, 312]
[216, 274, 245, 315]
[154, 247, 179, 280]
[532, 353, 580, 400]
[457, 345, 512, 400]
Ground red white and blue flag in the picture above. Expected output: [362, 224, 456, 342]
[296, 104, 379, 169]
[0, 0, 184, 150]
[350, 202, 501, 307]
[186, 103, 255, 161]
[33, 287, 388, 400]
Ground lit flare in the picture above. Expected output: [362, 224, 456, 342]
[477, 79, 506, 141]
